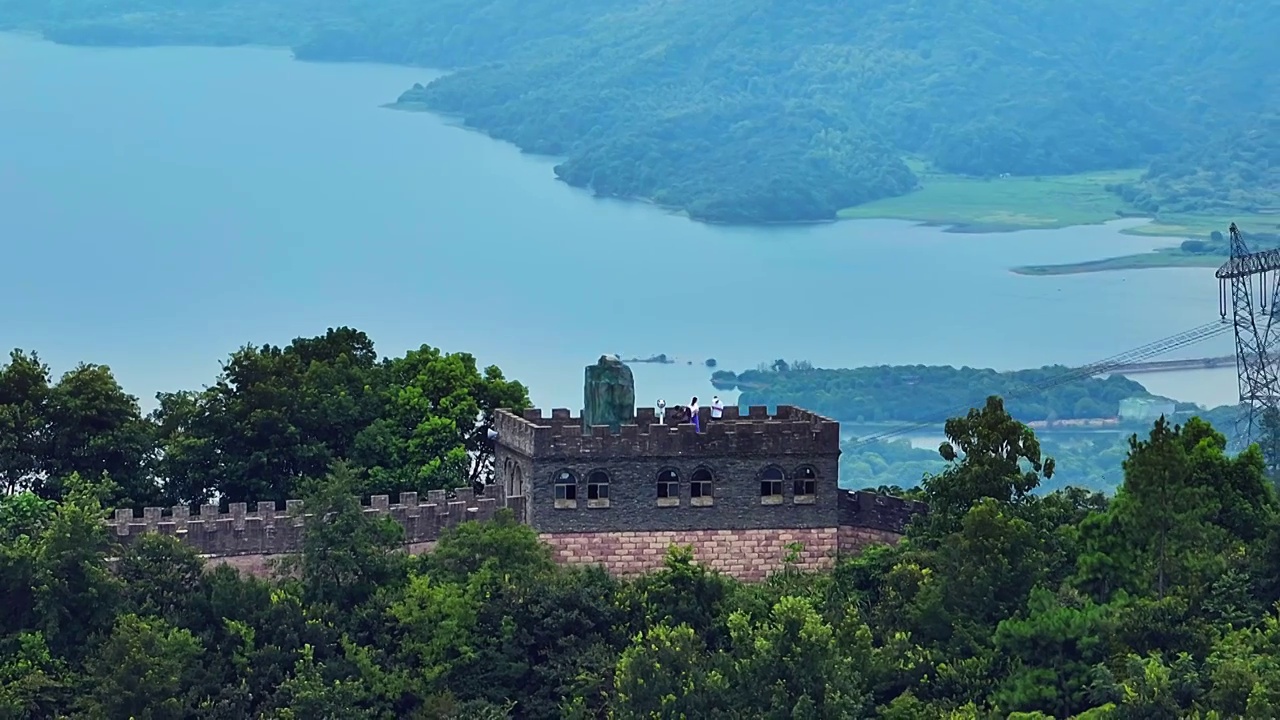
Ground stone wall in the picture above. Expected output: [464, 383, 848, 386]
[197, 540, 441, 579]
[838, 525, 906, 554]
[539, 527, 839, 582]
[493, 405, 842, 459]
[107, 487, 524, 558]
[838, 489, 927, 534]
[524, 453, 840, 534]
[494, 404, 843, 535]
[835, 490, 927, 554]
[104, 490, 928, 583]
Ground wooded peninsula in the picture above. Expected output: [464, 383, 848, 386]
[1, 0, 1275, 229]
[715, 361, 1190, 425]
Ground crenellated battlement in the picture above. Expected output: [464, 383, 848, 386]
[100, 352, 926, 581]
[107, 486, 526, 558]
[494, 405, 841, 460]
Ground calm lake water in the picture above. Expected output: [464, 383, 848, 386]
[0, 33, 1240, 414]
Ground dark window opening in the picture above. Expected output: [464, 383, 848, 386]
[555, 470, 577, 501]
[587, 471, 610, 501]
[657, 469, 679, 498]
[761, 466, 784, 497]
[794, 466, 817, 497]
[690, 468, 713, 499]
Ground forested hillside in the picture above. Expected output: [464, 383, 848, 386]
[6, 394, 1280, 717]
[1112, 114, 1280, 215]
[3, 0, 1276, 224]
[717, 361, 1172, 424]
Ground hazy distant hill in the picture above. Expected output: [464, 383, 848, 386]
[4, 0, 1277, 223]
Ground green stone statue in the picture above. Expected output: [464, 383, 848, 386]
[583, 355, 635, 432]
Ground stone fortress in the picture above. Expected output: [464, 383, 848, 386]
[107, 356, 927, 580]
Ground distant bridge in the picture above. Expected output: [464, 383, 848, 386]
[1100, 355, 1235, 376]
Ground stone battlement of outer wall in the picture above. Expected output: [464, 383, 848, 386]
[106, 486, 525, 558]
[493, 405, 841, 459]
[104, 484, 925, 562]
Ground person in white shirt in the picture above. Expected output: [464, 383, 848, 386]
[689, 397, 701, 432]
[657, 398, 666, 423]
[711, 396, 724, 420]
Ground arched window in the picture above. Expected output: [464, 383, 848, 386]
[587, 470, 611, 508]
[760, 466, 785, 505]
[512, 464, 524, 497]
[793, 466, 817, 504]
[690, 468, 714, 507]
[656, 469, 680, 507]
[554, 469, 577, 509]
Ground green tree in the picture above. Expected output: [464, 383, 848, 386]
[43, 362, 158, 506]
[76, 613, 207, 720]
[115, 533, 213, 633]
[353, 344, 528, 493]
[422, 508, 553, 584]
[0, 351, 156, 506]
[153, 327, 383, 504]
[263, 644, 373, 720]
[916, 396, 1054, 542]
[613, 624, 725, 719]
[992, 587, 1114, 717]
[723, 595, 873, 717]
[0, 492, 54, 637]
[32, 473, 121, 658]
[0, 350, 50, 495]
[0, 632, 69, 720]
[289, 462, 407, 611]
[1075, 417, 1264, 602]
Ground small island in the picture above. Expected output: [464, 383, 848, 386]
[712, 360, 1195, 425]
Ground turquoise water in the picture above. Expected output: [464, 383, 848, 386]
[0, 34, 1239, 413]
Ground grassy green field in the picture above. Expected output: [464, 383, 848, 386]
[1011, 250, 1223, 276]
[838, 166, 1146, 232]
[840, 163, 1280, 274]
[839, 164, 1266, 237]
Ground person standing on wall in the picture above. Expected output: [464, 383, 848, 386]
[690, 396, 701, 432]
[711, 396, 723, 422]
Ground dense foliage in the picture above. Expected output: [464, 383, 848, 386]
[2, 0, 1277, 223]
[841, 406, 1246, 496]
[720, 361, 1170, 424]
[5, 396, 1280, 717]
[842, 433, 1132, 495]
[1111, 115, 1280, 216]
[0, 328, 528, 509]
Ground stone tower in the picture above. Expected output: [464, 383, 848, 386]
[485, 358, 914, 580]
[582, 354, 634, 432]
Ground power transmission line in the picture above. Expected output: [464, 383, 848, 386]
[849, 320, 1232, 448]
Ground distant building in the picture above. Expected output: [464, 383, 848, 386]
[1119, 396, 1176, 423]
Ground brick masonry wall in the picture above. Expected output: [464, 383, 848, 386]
[539, 527, 839, 582]
[838, 525, 905, 555]
[174, 526, 908, 582]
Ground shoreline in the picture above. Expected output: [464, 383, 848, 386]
[8, 31, 1262, 275]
